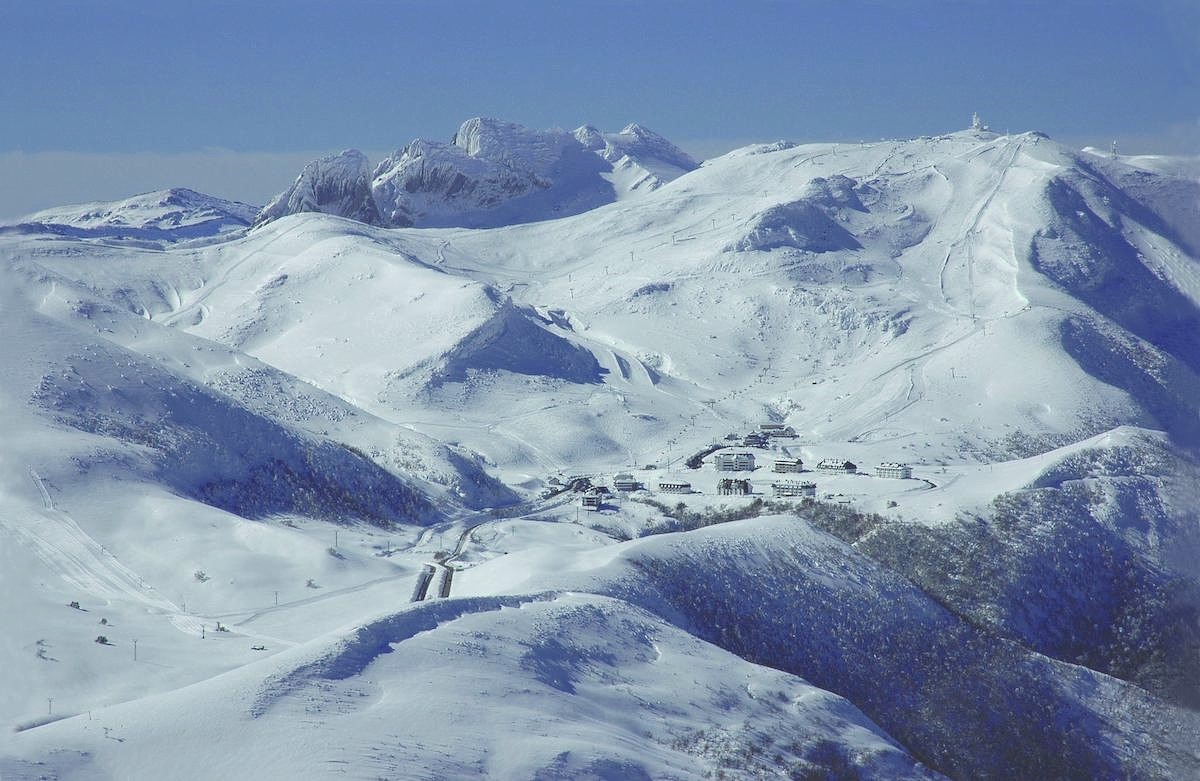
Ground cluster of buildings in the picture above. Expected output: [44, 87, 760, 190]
[722, 423, 798, 448]
[568, 420, 913, 510]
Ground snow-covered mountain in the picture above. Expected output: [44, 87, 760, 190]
[255, 117, 698, 229]
[3, 188, 258, 244]
[2, 121, 1199, 780]
[254, 149, 384, 228]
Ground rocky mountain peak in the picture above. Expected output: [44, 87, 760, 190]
[255, 119, 699, 230]
[254, 149, 384, 228]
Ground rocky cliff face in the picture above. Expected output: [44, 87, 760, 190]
[254, 119, 699, 229]
[253, 149, 384, 227]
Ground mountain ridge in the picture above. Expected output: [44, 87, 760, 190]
[2, 120, 1198, 780]
[254, 117, 698, 229]
[2, 187, 258, 243]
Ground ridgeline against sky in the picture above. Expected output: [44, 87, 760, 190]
[1, 0, 1196, 218]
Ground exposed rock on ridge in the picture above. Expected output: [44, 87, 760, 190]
[254, 149, 384, 227]
[254, 118, 699, 229]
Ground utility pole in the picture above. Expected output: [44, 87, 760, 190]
[132, 639, 138, 661]
[334, 530, 338, 549]
[274, 590, 279, 606]
[47, 698, 52, 715]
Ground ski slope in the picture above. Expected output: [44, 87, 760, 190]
[2, 121, 1199, 779]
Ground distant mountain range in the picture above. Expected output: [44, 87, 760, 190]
[5, 187, 257, 242]
[255, 117, 698, 228]
[2, 117, 1198, 780]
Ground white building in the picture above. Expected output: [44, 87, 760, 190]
[816, 459, 857, 474]
[613, 473, 642, 491]
[771, 480, 816, 498]
[714, 452, 756, 471]
[874, 462, 912, 479]
[773, 457, 804, 473]
[658, 479, 692, 494]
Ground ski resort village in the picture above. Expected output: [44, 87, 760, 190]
[0, 114, 1198, 780]
[559, 424, 918, 515]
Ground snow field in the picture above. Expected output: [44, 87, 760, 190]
[2, 124, 1198, 778]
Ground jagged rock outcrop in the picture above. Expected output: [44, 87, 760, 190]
[370, 118, 575, 228]
[253, 149, 384, 227]
[255, 118, 699, 229]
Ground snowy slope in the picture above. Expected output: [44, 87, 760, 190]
[184, 129, 1200, 486]
[4, 188, 257, 244]
[0, 237, 521, 736]
[3, 121, 1200, 780]
[396, 129, 1199, 467]
[451, 514, 1200, 779]
[2, 591, 943, 780]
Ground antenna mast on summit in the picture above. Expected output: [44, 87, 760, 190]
[1110, 140, 1118, 158]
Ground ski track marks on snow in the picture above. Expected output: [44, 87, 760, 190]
[1, 468, 178, 613]
[936, 137, 1026, 321]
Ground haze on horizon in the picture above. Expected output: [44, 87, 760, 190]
[2, 0, 1197, 220]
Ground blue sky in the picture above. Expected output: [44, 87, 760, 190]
[2, 0, 1197, 216]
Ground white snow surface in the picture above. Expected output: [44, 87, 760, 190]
[2, 122, 1199, 779]
[3, 188, 257, 244]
